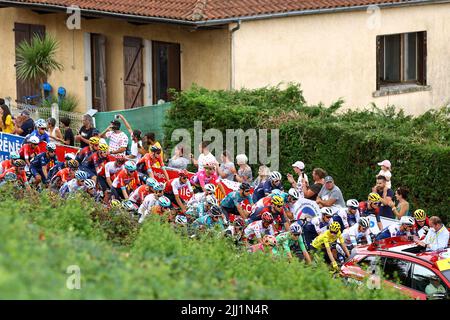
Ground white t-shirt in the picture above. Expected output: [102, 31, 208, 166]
[197, 152, 217, 172]
[297, 173, 309, 198]
[377, 169, 392, 189]
[138, 194, 158, 221]
[130, 140, 143, 161]
[106, 131, 129, 156]
[104, 161, 123, 179]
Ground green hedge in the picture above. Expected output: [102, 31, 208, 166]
[164, 84, 450, 224]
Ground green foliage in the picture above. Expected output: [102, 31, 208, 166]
[41, 94, 79, 112]
[0, 191, 403, 299]
[164, 84, 450, 223]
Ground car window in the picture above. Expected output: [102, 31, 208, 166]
[411, 264, 448, 298]
[358, 255, 383, 271]
[382, 257, 411, 287]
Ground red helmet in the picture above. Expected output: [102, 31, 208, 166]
[261, 212, 273, 223]
[178, 169, 189, 178]
[233, 217, 246, 228]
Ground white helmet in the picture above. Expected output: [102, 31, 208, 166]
[29, 136, 40, 144]
[175, 215, 188, 225]
[46, 142, 57, 152]
[270, 171, 282, 181]
[346, 199, 360, 208]
[358, 217, 370, 228]
[320, 207, 333, 217]
[400, 216, 415, 226]
[205, 183, 216, 193]
[288, 188, 300, 200]
[205, 195, 218, 206]
[64, 153, 76, 160]
[35, 119, 47, 128]
[84, 179, 96, 190]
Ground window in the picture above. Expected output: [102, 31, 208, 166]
[382, 257, 411, 287]
[411, 264, 447, 296]
[358, 255, 382, 270]
[376, 32, 427, 89]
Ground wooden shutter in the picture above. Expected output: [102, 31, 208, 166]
[152, 41, 181, 103]
[167, 43, 181, 101]
[376, 35, 384, 90]
[14, 23, 45, 103]
[123, 36, 144, 109]
[417, 32, 427, 85]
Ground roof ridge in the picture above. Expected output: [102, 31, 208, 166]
[191, 0, 208, 21]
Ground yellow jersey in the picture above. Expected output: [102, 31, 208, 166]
[311, 230, 344, 250]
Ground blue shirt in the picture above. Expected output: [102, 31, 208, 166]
[220, 190, 253, 209]
[30, 152, 58, 168]
[28, 130, 50, 143]
[193, 215, 224, 229]
[377, 189, 395, 219]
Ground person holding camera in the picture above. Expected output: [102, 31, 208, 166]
[100, 118, 128, 156]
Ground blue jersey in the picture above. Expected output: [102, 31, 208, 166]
[220, 190, 253, 209]
[28, 130, 50, 143]
[375, 224, 402, 241]
[193, 215, 224, 229]
[47, 161, 66, 180]
[30, 152, 58, 169]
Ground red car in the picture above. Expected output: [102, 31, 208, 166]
[340, 236, 450, 300]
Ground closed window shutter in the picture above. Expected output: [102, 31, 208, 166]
[417, 32, 427, 85]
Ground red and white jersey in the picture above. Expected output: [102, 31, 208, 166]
[128, 185, 151, 206]
[138, 194, 159, 222]
[165, 177, 193, 195]
[104, 161, 124, 179]
[244, 220, 275, 240]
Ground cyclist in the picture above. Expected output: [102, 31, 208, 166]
[75, 137, 100, 165]
[29, 142, 58, 186]
[59, 170, 88, 198]
[243, 212, 275, 244]
[413, 209, 430, 239]
[111, 161, 140, 200]
[47, 152, 76, 181]
[138, 182, 165, 223]
[220, 182, 253, 220]
[84, 179, 102, 202]
[103, 155, 126, 190]
[344, 199, 361, 227]
[192, 205, 225, 230]
[190, 162, 226, 195]
[359, 193, 383, 231]
[187, 183, 216, 207]
[80, 142, 114, 181]
[0, 159, 31, 191]
[146, 195, 172, 217]
[375, 216, 415, 241]
[330, 204, 350, 232]
[248, 235, 277, 255]
[0, 151, 20, 174]
[223, 216, 246, 245]
[282, 188, 300, 221]
[50, 159, 79, 191]
[249, 195, 289, 232]
[303, 207, 334, 250]
[311, 221, 350, 271]
[185, 194, 218, 220]
[252, 188, 283, 212]
[128, 178, 154, 206]
[252, 171, 283, 202]
[342, 217, 373, 251]
[27, 119, 50, 143]
[137, 145, 170, 181]
[274, 224, 311, 263]
[19, 136, 40, 166]
[164, 170, 194, 212]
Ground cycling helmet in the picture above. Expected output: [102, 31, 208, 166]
[358, 217, 370, 228]
[263, 235, 277, 247]
[329, 221, 341, 233]
[150, 145, 161, 152]
[270, 171, 282, 181]
[89, 137, 100, 145]
[10, 151, 20, 160]
[239, 182, 251, 192]
[233, 217, 246, 228]
[288, 188, 300, 200]
[110, 199, 121, 208]
[145, 177, 158, 188]
[35, 119, 47, 129]
[270, 189, 283, 197]
[122, 200, 137, 211]
[124, 161, 137, 171]
[205, 183, 216, 193]
[271, 195, 284, 206]
[346, 199, 360, 209]
[289, 223, 302, 235]
[205, 195, 218, 206]
[67, 159, 79, 169]
[4, 172, 17, 182]
[75, 170, 88, 180]
[158, 196, 171, 208]
[84, 179, 96, 190]
[115, 154, 126, 163]
[368, 192, 381, 202]
[46, 142, 56, 152]
[175, 215, 188, 225]
[178, 169, 189, 178]
[64, 153, 76, 160]
[414, 209, 426, 221]
[321, 207, 333, 217]
[261, 212, 274, 223]
[98, 143, 108, 152]
[29, 136, 40, 144]
[153, 182, 165, 191]
[209, 205, 223, 217]
[400, 216, 415, 226]
[13, 159, 26, 167]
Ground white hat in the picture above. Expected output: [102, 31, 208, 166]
[292, 161, 305, 170]
[377, 160, 391, 169]
[236, 154, 248, 165]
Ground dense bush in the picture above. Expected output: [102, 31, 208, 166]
[0, 191, 402, 299]
[164, 84, 450, 223]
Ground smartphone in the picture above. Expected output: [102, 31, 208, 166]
[114, 115, 120, 120]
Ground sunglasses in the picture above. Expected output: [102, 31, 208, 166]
[274, 204, 283, 208]
[273, 180, 280, 184]
[330, 231, 338, 234]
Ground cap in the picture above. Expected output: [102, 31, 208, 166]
[110, 120, 120, 126]
[292, 161, 305, 170]
[20, 110, 30, 116]
[377, 160, 391, 169]
[324, 176, 334, 183]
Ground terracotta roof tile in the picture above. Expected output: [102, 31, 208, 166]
[6, 0, 426, 22]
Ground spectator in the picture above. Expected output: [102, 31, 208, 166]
[374, 175, 395, 219]
[190, 141, 217, 172]
[47, 117, 63, 143]
[235, 154, 253, 183]
[217, 150, 236, 181]
[116, 114, 145, 161]
[0, 104, 15, 133]
[76, 114, 95, 148]
[376, 159, 392, 189]
[60, 117, 74, 146]
[252, 165, 270, 189]
[303, 168, 326, 201]
[287, 161, 309, 198]
[168, 144, 190, 170]
[316, 176, 346, 210]
[390, 187, 410, 219]
[100, 120, 129, 156]
[144, 132, 164, 160]
[415, 216, 449, 251]
[425, 276, 446, 299]
[14, 110, 34, 137]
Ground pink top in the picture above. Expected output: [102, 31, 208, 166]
[190, 169, 220, 188]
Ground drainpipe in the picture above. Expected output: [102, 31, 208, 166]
[230, 20, 241, 90]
